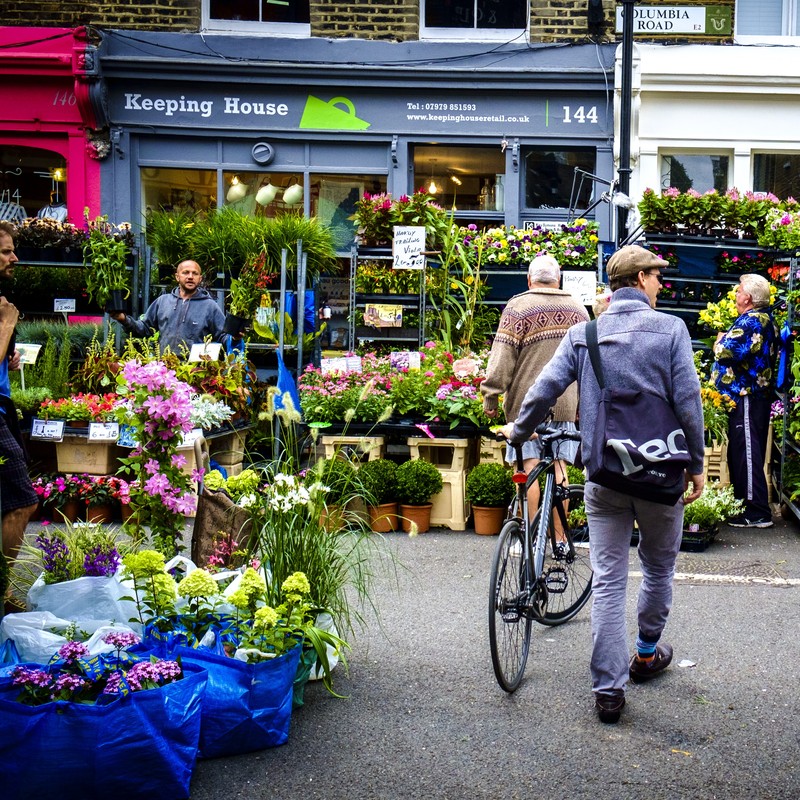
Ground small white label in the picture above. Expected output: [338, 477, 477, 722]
[15, 343, 42, 365]
[54, 298, 76, 313]
[88, 422, 120, 442]
[189, 342, 222, 362]
[392, 226, 426, 270]
[30, 418, 65, 441]
[180, 428, 204, 448]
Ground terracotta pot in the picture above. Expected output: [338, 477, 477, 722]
[87, 503, 114, 524]
[472, 505, 506, 536]
[56, 499, 82, 523]
[120, 502, 135, 522]
[367, 502, 399, 533]
[399, 503, 433, 533]
[320, 505, 345, 532]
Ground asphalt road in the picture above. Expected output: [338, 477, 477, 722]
[188, 517, 800, 800]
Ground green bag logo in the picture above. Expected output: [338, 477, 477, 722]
[299, 95, 371, 130]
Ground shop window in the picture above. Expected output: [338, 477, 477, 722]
[421, 0, 528, 39]
[660, 153, 729, 193]
[0, 145, 67, 222]
[203, 0, 310, 34]
[754, 153, 800, 198]
[141, 167, 216, 213]
[736, 0, 800, 37]
[413, 144, 505, 213]
[309, 174, 387, 252]
[523, 147, 596, 210]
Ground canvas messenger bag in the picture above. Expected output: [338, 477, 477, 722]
[585, 319, 690, 505]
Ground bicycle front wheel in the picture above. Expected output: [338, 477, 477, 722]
[540, 484, 593, 626]
[489, 518, 532, 692]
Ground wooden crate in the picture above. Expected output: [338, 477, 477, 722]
[56, 440, 121, 475]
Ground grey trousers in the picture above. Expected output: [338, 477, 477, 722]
[584, 481, 684, 696]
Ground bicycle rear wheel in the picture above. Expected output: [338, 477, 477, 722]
[489, 518, 532, 692]
[539, 484, 593, 626]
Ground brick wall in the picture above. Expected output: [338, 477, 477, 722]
[2, 0, 199, 31]
[311, 0, 419, 41]
[0, 1, 735, 43]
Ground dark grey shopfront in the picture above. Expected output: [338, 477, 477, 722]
[97, 33, 616, 249]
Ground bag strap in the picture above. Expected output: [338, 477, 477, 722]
[585, 318, 606, 390]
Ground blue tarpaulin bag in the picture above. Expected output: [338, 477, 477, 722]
[174, 642, 301, 759]
[0, 662, 207, 800]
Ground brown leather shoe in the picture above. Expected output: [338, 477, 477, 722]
[629, 642, 673, 683]
[595, 693, 625, 724]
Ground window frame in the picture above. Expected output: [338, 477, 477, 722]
[735, 0, 800, 42]
[201, 0, 311, 37]
[420, 0, 529, 42]
[658, 150, 732, 195]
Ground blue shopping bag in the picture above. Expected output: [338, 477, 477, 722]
[174, 642, 301, 759]
[0, 662, 207, 800]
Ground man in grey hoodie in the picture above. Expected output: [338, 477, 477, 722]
[501, 245, 705, 724]
[111, 260, 226, 354]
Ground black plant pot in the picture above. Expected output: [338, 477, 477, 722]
[223, 312, 249, 336]
[105, 289, 129, 315]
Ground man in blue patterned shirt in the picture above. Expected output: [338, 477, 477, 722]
[712, 274, 776, 527]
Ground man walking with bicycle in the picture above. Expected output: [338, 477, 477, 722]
[501, 245, 705, 724]
[482, 253, 589, 510]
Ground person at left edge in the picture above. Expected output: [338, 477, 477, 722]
[0, 221, 39, 591]
[110, 259, 228, 355]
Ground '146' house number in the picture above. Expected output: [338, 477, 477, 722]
[562, 106, 598, 124]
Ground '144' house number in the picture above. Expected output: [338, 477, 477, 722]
[562, 106, 598, 124]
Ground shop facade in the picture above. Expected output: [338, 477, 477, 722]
[97, 33, 617, 254]
[0, 26, 103, 224]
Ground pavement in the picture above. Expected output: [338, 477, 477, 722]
[9, 512, 800, 799]
[186, 512, 800, 800]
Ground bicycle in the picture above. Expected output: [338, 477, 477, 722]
[488, 424, 593, 693]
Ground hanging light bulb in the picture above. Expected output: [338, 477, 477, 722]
[428, 178, 438, 194]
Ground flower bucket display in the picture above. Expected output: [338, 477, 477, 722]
[174, 642, 301, 758]
[0, 660, 207, 800]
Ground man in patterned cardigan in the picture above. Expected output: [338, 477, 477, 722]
[481, 253, 589, 505]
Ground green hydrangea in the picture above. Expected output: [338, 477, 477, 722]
[203, 470, 226, 492]
[177, 568, 219, 599]
[228, 588, 250, 611]
[123, 550, 167, 579]
[253, 605, 279, 632]
[281, 571, 310, 601]
[240, 567, 267, 596]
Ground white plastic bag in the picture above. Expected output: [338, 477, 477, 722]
[0, 611, 140, 664]
[27, 571, 140, 626]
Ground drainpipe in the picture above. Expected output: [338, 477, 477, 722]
[617, 0, 636, 246]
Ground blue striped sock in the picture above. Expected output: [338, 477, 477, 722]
[636, 637, 657, 659]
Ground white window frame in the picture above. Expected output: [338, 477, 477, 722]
[735, 0, 800, 43]
[201, 0, 311, 37]
[420, 0, 529, 42]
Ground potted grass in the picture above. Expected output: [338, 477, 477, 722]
[395, 459, 443, 533]
[358, 458, 399, 533]
[465, 463, 514, 535]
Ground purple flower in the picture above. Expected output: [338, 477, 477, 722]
[57, 640, 90, 663]
[103, 631, 141, 649]
[36, 532, 71, 581]
[83, 545, 121, 577]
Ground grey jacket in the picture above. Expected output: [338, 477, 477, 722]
[120, 287, 226, 354]
[511, 288, 705, 476]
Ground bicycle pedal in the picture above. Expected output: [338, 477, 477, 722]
[545, 567, 568, 594]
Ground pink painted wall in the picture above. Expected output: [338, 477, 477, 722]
[0, 27, 101, 221]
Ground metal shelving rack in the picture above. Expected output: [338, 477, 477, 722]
[348, 245, 425, 350]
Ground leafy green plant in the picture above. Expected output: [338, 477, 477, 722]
[396, 459, 443, 506]
[257, 212, 338, 284]
[311, 457, 359, 505]
[8, 325, 72, 399]
[465, 462, 514, 508]
[82, 215, 133, 308]
[144, 208, 196, 273]
[683, 483, 743, 529]
[189, 205, 257, 285]
[10, 386, 52, 416]
[358, 458, 398, 506]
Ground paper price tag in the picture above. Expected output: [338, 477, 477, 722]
[54, 298, 76, 313]
[88, 422, 120, 442]
[30, 418, 65, 441]
[15, 343, 42, 365]
[189, 342, 222, 362]
[180, 428, 204, 448]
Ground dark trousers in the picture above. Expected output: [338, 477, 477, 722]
[727, 395, 771, 519]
